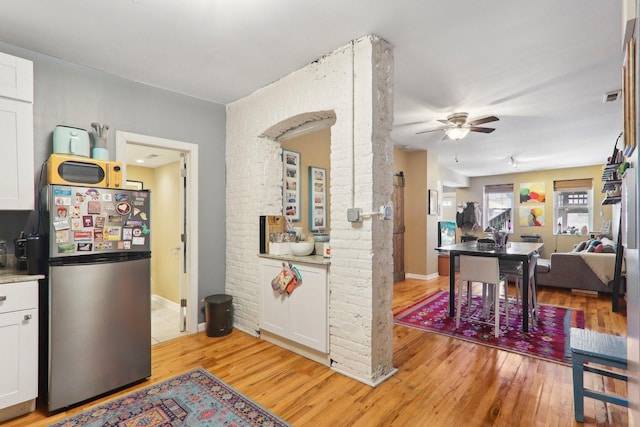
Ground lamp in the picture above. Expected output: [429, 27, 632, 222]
[445, 127, 470, 140]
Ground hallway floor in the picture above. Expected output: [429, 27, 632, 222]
[151, 298, 188, 345]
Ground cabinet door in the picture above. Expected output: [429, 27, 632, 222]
[0, 52, 33, 102]
[0, 97, 34, 210]
[288, 263, 328, 352]
[0, 308, 38, 409]
[260, 260, 289, 336]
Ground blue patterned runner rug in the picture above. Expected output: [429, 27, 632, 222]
[47, 367, 290, 426]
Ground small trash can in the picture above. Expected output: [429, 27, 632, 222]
[204, 294, 233, 337]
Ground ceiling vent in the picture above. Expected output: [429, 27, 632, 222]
[603, 90, 622, 103]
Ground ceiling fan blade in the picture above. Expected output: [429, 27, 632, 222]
[468, 116, 499, 126]
[437, 119, 450, 125]
[416, 127, 446, 135]
[469, 126, 496, 133]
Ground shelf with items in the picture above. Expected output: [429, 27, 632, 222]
[601, 162, 622, 182]
[602, 196, 622, 205]
[600, 161, 626, 205]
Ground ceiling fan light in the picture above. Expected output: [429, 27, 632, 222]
[445, 127, 470, 140]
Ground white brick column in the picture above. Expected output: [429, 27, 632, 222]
[226, 35, 395, 386]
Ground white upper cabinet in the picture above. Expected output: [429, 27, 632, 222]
[0, 52, 34, 210]
[0, 52, 33, 102]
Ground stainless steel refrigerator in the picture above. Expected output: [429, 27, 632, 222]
[41, 184, 152, 413]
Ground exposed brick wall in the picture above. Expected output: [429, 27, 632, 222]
[226, 35, 395, 385]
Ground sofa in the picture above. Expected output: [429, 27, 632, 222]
[536, 237, 621, 294]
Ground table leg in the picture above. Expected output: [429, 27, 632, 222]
[449, 252, 455, 317]
[522, 256, 529, 333]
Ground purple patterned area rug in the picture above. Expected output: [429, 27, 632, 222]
[394, 290, 585, 365]
[47, 368, 290, 427]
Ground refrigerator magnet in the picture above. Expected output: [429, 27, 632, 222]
[77, 243, 92, 251]
[82, 216, 94, 227]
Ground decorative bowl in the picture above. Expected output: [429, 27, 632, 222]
[290, 241, 314, 256]
[313, 233, 330, 242]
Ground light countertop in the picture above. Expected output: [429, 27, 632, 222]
[258, 253, 330, 266]
[0, 264, 44, 284]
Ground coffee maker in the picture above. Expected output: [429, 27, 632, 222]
[14, 231, 27, 271]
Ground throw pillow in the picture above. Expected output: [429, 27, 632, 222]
[574, 240, 588, 252]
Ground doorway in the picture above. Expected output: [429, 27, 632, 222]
[115, 131, 199, 343]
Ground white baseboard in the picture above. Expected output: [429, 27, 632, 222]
[405, 273, 429, 281]
[152, 294, 180, 312]
[330, 365, 398, 387]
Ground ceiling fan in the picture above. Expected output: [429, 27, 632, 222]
[416, 112, 499, 140]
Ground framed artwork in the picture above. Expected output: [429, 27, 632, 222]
[519, 206, 545, 227]
[624, 37, 636, 157]
[519, 182, 545, 203]
[309, 166, 326, 231]
[126, 180, 144, 190]
[428, 189, 438, 215]
[282, 149, 301, 221]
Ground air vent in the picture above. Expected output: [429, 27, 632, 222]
[603, 90, 622, 103]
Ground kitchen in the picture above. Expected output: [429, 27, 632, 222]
[0, 44, 226, 420]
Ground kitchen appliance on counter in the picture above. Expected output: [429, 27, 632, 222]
[14, 232, 27, 270]
[52, 125, 90, 157]
[40, 184, 152, 413]
[47, 153, 123, 189]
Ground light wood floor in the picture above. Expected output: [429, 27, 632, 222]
[6, 276, 628, 427]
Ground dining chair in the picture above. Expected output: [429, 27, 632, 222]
[456, 255, 509, 337]
[500, 255, 539, 325]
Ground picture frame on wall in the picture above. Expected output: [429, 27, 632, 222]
[623, 37, 636, 157]
[428, 189, 438, 215]
[282, 149, 301, 221]
[309, 166, 326, 231]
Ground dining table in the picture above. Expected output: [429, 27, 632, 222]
[437, 240, 544, 332]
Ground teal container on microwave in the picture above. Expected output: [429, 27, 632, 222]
[52, 125, 90, 157]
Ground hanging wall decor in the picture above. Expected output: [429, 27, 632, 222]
[519, 182, 546, 203]
[519, 206, 545, 227]
[309, 166, 326, 231]
[282, 149, 301, 221]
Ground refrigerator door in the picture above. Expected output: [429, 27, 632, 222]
[48, 185, 151, 258]
[46, 256, 151, 412]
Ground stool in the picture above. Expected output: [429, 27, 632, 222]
[570, 328, 628, 422]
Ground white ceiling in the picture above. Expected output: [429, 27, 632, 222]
[0, 0, 626, 177]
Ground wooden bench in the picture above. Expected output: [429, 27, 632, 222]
[570, 327, 628, 422]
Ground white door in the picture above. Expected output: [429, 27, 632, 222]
[179, 153, 187, 332]
[115, 131, 199, 335]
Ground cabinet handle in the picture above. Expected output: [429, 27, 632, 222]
[0, 296, 6, 302]
[24, 314, 31, 321]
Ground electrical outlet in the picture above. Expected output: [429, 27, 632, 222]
[383, 206, 393, 220]
[347, 208, 361, 222]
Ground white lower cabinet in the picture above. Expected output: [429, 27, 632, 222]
[259, 257, 328, 358]
[0, 281, 38, 422]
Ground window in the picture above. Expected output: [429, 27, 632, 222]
[483, 184, 514, 232]
[553, 179, 593, 235]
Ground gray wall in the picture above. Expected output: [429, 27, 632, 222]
[0, 42, 226, 320]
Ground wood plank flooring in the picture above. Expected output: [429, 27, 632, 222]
[5, 276, 628, 427]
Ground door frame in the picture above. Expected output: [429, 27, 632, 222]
[115, 131, 199, 334]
